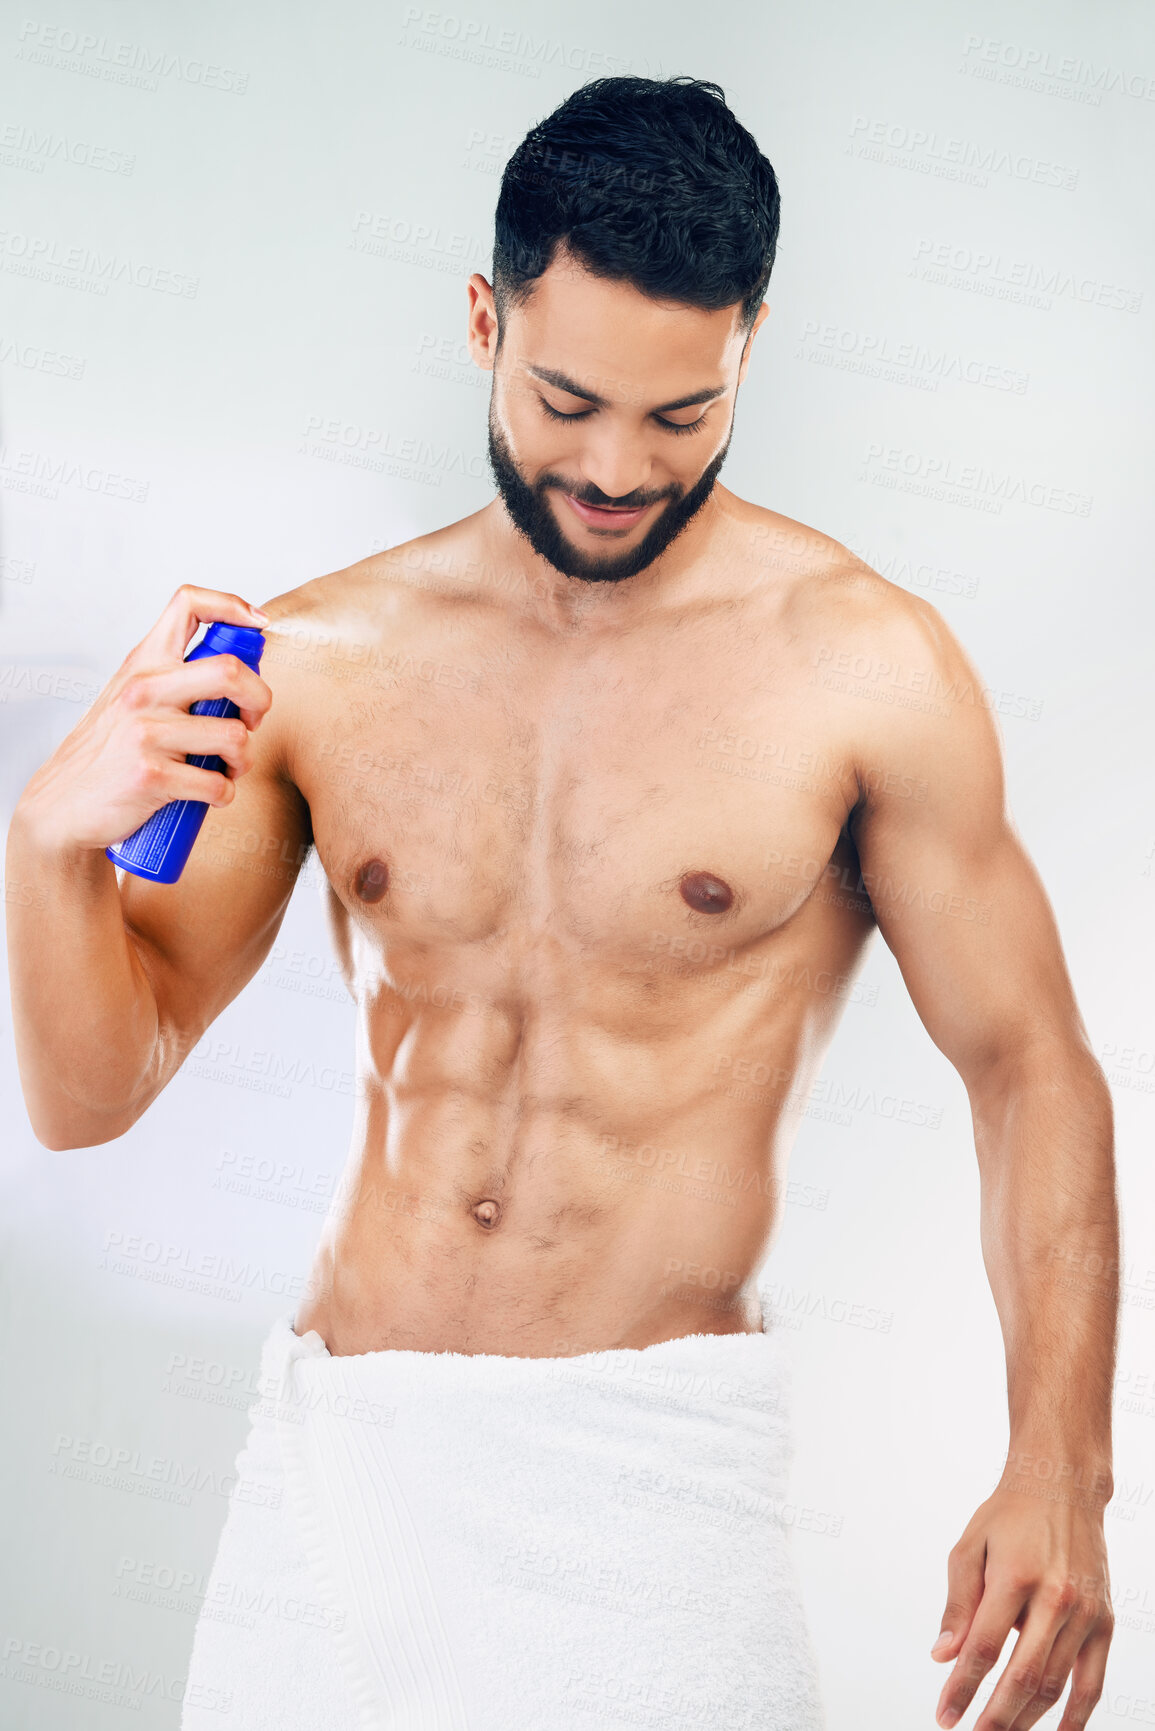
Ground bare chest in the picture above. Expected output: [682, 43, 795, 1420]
[292, 611, 858, 968]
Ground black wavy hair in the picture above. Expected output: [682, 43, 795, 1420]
[492, 75, 780, 347]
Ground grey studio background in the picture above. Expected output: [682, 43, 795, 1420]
[1, 1, 1153, 1726]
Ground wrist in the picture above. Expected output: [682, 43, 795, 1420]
[999, 1444, 1113, 1506]
[9, 797, 106, 875]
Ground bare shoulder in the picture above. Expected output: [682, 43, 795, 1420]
[226, 525, 475, 785]
[732, 499, 1005, 798]
[251, 538, 437, 642]
[815, 574, 1004, 822]
[251, 514, 494, 652]
[737, 502, 979, 693]
[800, 550, 971, 688]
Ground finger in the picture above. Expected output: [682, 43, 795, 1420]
[970, 1595, 1075, 1731]
[121, 656, 272, 733]
[175, 653, 272, 729]
[932, 1539, 988, 1665]
[170, 762, 238, 806]
[139, 584, 270, 666]
[937, 1581, 1029, 1728]
[155, 714, 256, 777]
[1055, 1624, 1112, 1731]
[1007, 1611, 1096, 1730]
[108, 762, 235, 844]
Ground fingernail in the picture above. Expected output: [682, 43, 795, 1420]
[251, 610, 270, 623]
[932, 1630, 953, 1652]
[940, 1710, 960, 1729]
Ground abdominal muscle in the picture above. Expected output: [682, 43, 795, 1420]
[291, 978, 836, 1360]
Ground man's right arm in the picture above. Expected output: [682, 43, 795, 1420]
[5, 584, 312, 1150]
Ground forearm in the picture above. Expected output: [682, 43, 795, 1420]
[5, 804, 162, 1147]
[970, 1038, 1118, 1497]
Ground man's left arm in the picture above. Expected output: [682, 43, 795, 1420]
[846, 595, 1119, 1731]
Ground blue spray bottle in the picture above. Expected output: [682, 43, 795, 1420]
[106, 622, 266, 884]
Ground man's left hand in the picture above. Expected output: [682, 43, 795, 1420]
[930, 1474, 1114, 1730]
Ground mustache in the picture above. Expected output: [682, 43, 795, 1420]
[541, 476, 675, 511]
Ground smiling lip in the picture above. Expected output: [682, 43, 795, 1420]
[561, 491, 653, 531]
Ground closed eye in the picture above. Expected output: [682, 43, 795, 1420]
[537, 398, 708, 436]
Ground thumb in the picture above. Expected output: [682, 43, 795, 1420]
[931, 1540, 986, 1662]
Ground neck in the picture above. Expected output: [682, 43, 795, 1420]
[481, 486, 735, 632]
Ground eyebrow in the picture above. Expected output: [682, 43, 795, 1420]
[525, 364, 728, 414]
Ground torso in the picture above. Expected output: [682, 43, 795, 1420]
[278, 490, 881, 1355]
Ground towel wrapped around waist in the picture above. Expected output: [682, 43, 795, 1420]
[181, 1298, 826, 1730]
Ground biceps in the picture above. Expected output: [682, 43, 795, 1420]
[854, 813, 1083, 1076]
[119, 766, 312, 1048]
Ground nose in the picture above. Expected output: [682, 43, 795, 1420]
[575, 427, 653, 504]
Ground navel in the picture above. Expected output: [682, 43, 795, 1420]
[679, 870, 734, 914]
[471, 1198, 502, 1229]
[354, 857, 389, 903]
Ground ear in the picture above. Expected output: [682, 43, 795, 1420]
[467, 274, 498, 372]
[737, 300, 770, 383]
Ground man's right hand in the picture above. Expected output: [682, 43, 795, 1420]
[15, 584, 272, 855]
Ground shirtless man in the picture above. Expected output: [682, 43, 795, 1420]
[7, 75, 1116, 1731]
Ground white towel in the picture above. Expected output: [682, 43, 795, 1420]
[181, 1295, 826, 1730]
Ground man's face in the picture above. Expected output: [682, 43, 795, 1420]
[469, 250, 767, 584]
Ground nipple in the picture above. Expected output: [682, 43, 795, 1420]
[679, 871, 734, 914]
[471, 1198, 502, 1229]
[355, 858, 389, 903]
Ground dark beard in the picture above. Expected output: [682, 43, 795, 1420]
[486, 402, 733, 584]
